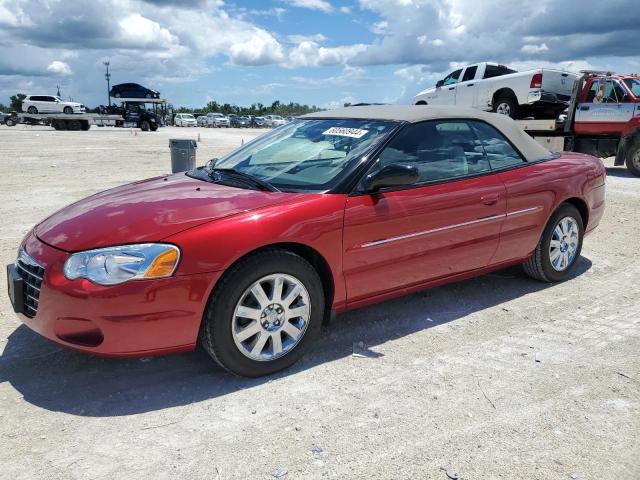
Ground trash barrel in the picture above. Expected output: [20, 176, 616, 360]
[169, 139, 197, 173]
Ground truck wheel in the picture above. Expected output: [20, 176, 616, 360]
[27, 106, 38, 114]
[523, 203, 583, 283]
[625, 142, 640, 177]
[80, 122, 90, 131]
[52, 120, 66, 130]
[200, 249, 324, 377]
[150, 125, 158, 131]
[493, 94, 519, 119]
[140, 120, 150, 132]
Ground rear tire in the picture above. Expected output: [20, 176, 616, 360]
[523, 203, 584, 282]
[27, 106, 38, 114]
[493, 94, 519, 119]
[624, 141, 640, 177]
[200, 249, 324, 377]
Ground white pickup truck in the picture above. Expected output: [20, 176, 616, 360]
[413, 62, 579, 119]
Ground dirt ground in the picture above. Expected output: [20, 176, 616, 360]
[0, 124, 638, 480]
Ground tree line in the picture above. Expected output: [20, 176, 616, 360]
[1, 94, 322, 116]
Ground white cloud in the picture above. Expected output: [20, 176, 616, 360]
[228, 30, 285, 65]
[521, 43, 549, 54]
[282, 0, 334, 12]
[288, 41, 367, 67]
[46, 60, 72, 76]
[287, 33, 327, 43]
[118, 14, 178, 49]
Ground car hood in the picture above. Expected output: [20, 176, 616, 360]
[36, 173, 301, 252]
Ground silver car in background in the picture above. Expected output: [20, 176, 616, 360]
[264, 115, 286, 127]
[206, 113, 230, 128]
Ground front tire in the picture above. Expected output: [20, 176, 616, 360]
[625, 141, 640, 177]
[200, 249, 324, 377]
[63, 106, 73, 115]
[523, 203, 584, 282]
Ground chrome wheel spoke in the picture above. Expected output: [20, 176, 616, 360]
[287, 305, 308, 320]
[282, 321, 302, 340]
[250, 283, 270, 309]
[236, 306, 262, 320]
[550, 239, 561, 249]
[271, 332, 283, 355]
[282, 284, 302, 307]
[272, 276, 284, 303]
[250, 331, 269, 356]
[236, 321, 261, 342]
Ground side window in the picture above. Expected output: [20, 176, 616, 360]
[586, 81, 599, 102]
[470, 121, 524, 170]
[44, 96, 55, 102]
[30, 96, 43, 101]
[462, 66, 477, 82]
[377, 121, 491, 184]
[442, 69, 462, 86]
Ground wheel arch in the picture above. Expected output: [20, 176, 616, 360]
[212, 242, 335, 324]
[492, 87, 518, 107]
[559, 197, 589, 230]
[415, 100, 427, 105]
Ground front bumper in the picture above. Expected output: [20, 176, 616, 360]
[9, 233, 221, 357]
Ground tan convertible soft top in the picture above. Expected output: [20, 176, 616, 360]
[301, 105, 551, 162]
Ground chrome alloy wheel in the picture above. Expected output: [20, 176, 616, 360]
[496, 102, 511, 115]
[232, 273, 311, 362]
[549, 216, 579, 271]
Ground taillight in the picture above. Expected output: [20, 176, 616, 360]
[530, 73, 542, 89]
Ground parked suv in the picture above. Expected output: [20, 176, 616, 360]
[264, 115, 286, 127]
[174, 113, 197, 127]
[22, 95, 85, 114]
[110, 83, 160, 99]
[206, 113, 230, 128]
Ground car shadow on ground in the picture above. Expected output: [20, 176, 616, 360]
[605, 166, 635, 178]
[0, 258, 592, 417]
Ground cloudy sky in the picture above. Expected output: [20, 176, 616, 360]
[1, 0, 639, 109]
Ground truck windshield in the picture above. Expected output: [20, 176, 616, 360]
[623, 78, 640, 97]
[196, 119, 398, 192]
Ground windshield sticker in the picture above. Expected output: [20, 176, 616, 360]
[322, 127, 369, 139]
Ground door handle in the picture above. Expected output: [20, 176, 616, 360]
[481, 194, 500, 206]
[579, 105, 590, 111]
[448, 87, 455, 90]
[467, 83, 474, 87]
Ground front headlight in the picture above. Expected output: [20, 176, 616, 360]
[63, 243, 180, 285]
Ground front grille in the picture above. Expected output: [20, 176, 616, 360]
[16, 249, 44, 318]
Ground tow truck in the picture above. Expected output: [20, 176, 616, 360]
[518, 71, 640, 176]
[3, 98, 166, 132]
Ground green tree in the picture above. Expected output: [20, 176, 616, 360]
[10, 93, 26, 112]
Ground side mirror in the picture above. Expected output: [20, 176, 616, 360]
[363, 163, 420, 192]
[436, 80, 444, 88]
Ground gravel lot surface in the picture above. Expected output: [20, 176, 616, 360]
[0, 124, 638, 480]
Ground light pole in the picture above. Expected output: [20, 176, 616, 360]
[104, 61, 111, 106]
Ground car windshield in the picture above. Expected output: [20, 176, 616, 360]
[194, 118, 398, 192]
[183, 114, 195, 119]
[623, 78, 640, 97]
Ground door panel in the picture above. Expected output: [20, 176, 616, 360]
[575, 103, 635, 135]
[343, 175, 506, 303]
[492, 164, 558, 264]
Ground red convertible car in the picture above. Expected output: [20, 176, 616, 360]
[7, 106, 605, 377]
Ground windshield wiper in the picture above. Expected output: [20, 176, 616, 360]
[208, 168, 279, 192]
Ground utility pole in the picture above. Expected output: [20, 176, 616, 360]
[104, 61, 111, 106]
[56, 84, 61, 97]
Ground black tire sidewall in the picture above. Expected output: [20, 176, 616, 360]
[625, 142, 640, 177]
[539, 204, 584, 282]
[140, 121, 150, 131]
[27, 106, 37, 114]
[63, 107, 73, 115]
[203, 251, 324, 377]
